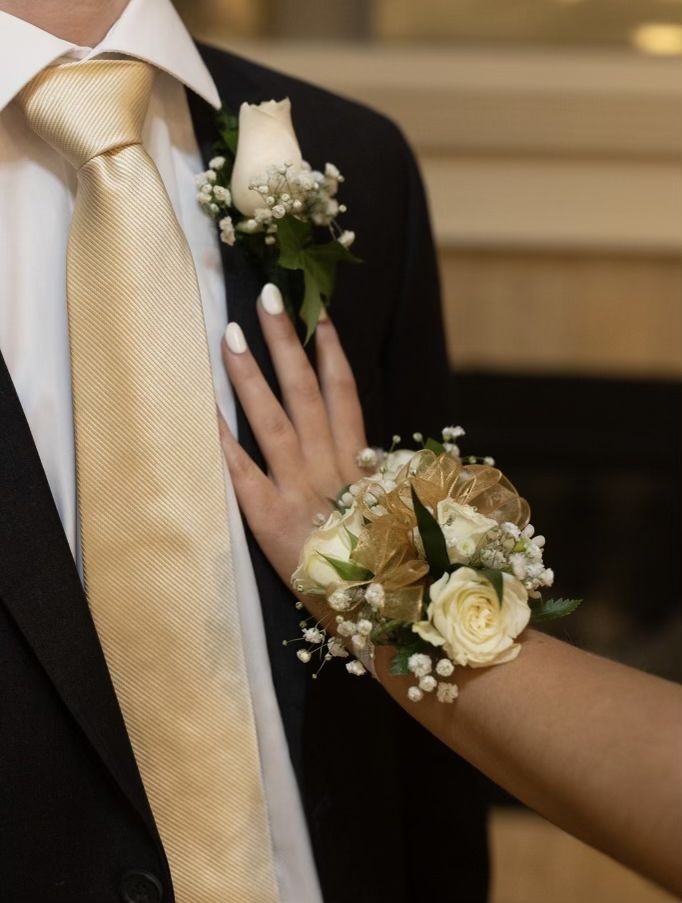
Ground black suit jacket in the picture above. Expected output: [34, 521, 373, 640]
[0, 45, 489, 903]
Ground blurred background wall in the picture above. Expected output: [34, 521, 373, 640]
[175, 3, 681, 900]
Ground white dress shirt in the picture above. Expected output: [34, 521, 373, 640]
[0, 2, 321, 900]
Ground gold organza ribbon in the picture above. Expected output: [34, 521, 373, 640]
[350, 451, 531, 622]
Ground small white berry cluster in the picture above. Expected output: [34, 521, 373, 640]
[291, 620, 351, 677]
[478, 522, 553, 597]
[355, 446, 380, 470]
[291, 614, 372, 679]
[291, 579, 392, 680]
[195, 157, 238, 246]
[441, 424, 466, 458]
[243, 161, 353, 246]
[197, 156, 354, 250]
[406, 653, 458, 704]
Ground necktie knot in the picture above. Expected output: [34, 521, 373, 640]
[19, 59, 154, 169]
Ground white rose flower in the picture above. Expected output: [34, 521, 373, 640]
[437, 500, 498, 564]
[383, 448, 416, 479]
[291, 507, 364, 595]
[413, 567, 530, 668]
[231, 98, 303, 217]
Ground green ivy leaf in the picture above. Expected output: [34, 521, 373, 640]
[277, 224, 361, 342]
[320, 554, 372, 583]
[478, 567, 504, 605]
[425, 437, 446, 455]
[276, 217, 312, 269]
[530, 597, 582, 624]
[411, 486, 450, 578]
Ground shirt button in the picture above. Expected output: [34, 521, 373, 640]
[119, 870, 164, 903]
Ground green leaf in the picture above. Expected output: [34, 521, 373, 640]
[320, 554, 372, 583]
[389, 643, 421, 675]
[478, 568, 504, 605]
[215, 108, 239, 156]
[411, 486, 450, 577]
[530, 597, 582, 624]
[425, 437, 446, 455]
[276, 217, 312, 269]
[276, 226, 362, 341]
[343, 526, 359, 552]
[388, 629, 433, 673]
[299, 267, 325, 343]
[305, 239, 362, 268]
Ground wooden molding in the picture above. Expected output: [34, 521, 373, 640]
[204, 40, 682, 254]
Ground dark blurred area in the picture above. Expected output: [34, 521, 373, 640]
[453, 372, 682, 682]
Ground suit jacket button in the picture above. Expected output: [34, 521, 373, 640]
[119, 870, 164, 903]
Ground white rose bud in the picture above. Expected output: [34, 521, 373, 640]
[291, 507, 364, 595]
[231, 99, 303, 217]
[413, 567, 531, 668]
[437, 500, 497, 565]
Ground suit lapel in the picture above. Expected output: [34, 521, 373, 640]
[0, 353, 158, 837]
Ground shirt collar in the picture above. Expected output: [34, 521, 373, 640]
[0, 0, 220, 113]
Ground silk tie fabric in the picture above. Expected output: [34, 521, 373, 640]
[19, 60, 279, 903]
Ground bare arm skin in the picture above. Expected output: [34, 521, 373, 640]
[376, 633, 682, 895]
[219, 293, 682, 896]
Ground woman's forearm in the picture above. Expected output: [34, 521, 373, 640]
[376, 630, 682, 894]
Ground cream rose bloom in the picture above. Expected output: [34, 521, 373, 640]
[230, 98, 304, 217]
[382, 449, 416, 480]
[437, 499, 497, 564]
[292, 507, 364, 595]
[413, 567, 530, 667]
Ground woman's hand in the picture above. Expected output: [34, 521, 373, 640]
[218, 283, 367, 608]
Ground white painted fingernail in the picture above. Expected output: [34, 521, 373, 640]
[259, 283, 284, 315]
[225, 322, 247, 354]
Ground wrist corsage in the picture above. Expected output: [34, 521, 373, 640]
[291, 428, 581, 702]
[196, 99, 359, 340]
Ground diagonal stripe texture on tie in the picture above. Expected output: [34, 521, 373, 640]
[19, 60, 280, 903]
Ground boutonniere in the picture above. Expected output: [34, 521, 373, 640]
[196, 99, 360, 340]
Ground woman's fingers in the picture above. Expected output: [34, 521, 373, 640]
[221, 321, 302, 489]
[217, 412, 280, 528]
[256, 284, 343, 496]
[315, 313, 368, 483]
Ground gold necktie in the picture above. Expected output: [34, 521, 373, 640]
[20, 60, 279, 903]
